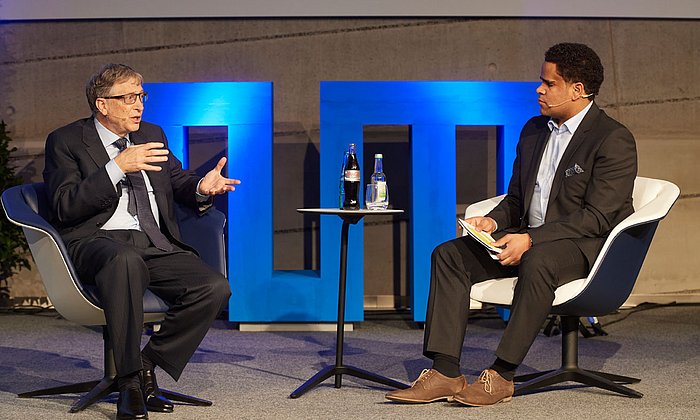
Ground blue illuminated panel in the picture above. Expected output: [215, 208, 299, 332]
[320, 81, 539, 322]
[143, 82, 278, 321]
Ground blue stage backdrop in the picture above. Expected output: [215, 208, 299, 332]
[320, 81, 539, 322]
[142, 82, 275, 322]
[144, 81, 538, 323]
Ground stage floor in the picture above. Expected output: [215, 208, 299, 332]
[1, 304, 698, 419]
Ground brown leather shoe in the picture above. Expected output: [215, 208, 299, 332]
[385, 369, 467, 403]
[452, 369, 514, 406]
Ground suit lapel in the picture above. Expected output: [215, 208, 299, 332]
[547, 103, 601, 207]
[129, 129, 147, 146]
[82, 119, 111, 169]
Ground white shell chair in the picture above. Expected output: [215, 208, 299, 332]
[463, 176, 680, 398]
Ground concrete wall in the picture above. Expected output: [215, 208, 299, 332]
[2, 18, 698, 305]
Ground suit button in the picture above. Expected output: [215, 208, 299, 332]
[96, 222, 103, 227]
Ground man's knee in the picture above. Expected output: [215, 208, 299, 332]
[431, 239, 461, 266]
[100, 248, 148, 279]
[212, 274, 232, 301]
[520, 241, 588, 290]
[516, 246, 558, 291]
[201, 272, 231, 305]
[519, 245, 556, 274]
[90, 249, 148, 297]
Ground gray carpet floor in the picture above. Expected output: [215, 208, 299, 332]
[0, 304, 698, 419]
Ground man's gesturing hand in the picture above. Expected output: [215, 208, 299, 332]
[114, 142, 169, 173]
[198, 157, 242, 196]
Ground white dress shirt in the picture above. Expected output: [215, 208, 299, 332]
[95, 118, 161, 230]
[528, 101, 593, 228]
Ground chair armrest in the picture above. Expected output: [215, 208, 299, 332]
[607, 181, 680, 239]
[176, 205, 227, 277]
[462, 195, 505, 237]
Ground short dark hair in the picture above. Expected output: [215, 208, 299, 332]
[85, 64, 143, 114]
[544, 43, 604, 97]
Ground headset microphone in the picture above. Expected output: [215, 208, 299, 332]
[546, 93, 594, 108]
[546, 99, 570, 109]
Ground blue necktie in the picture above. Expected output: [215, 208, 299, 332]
[113, 138, 173, 251]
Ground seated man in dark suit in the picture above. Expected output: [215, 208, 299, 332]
[43, 63, 239, 419]
[386, 43, 637, 406]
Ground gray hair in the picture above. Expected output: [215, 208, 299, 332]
[85, 64, 143, 114]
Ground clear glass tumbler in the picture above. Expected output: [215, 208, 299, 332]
[365, 182, 389, 210]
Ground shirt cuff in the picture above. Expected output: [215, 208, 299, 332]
[106, 159, 125, 190]
[195, 178, 210, 202]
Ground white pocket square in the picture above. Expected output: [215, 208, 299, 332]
[565, 163, 584, 178]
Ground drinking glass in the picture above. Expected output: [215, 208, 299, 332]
[365, 183, 389, 210]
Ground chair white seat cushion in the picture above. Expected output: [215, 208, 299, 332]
[470, 277, 589, 307]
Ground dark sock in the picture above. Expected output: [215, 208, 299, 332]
[431, 353, 461, 378]
[141, 351, 156, 372]
[489, 357, 518, 382]
[117, 371, 140, 391]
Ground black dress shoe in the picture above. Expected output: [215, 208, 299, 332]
[141, 369, 174, 413]
[117, 385, 148, 419]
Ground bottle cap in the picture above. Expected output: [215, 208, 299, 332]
[374, 153, 383, 158]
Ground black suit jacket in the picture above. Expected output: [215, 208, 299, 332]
[486, 103, 638, 265]
[43, 117, 210, 249]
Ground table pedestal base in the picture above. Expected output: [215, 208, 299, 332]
[291, 209, 408, 399]
[290, 365, 408, 398]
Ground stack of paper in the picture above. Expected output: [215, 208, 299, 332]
[458, 218, 502, 259]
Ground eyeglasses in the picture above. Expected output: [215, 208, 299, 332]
[101, 91, 148, 105]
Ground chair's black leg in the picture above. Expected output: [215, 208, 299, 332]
[515, 316, 642, 398]
[585, 370, 640, 384]
[515, 368, 643, 398]
[18, 380, 100, 398]
[514, 369, 555, 383]
[578, 320, 595, 338]
[515, 370, 574, 395]
[69, 377, 117, 413]
[543, 316, 560, 337]
[160, 388, 213, 406]
[575, 369, 643, 398]
[590, 322, 609, 336]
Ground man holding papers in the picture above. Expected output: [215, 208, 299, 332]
[386, 43, 637, 406]
[458, 218, 502, 259]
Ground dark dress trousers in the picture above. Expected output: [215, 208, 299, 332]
[423, 103, 638, 365]
[43, 118, 231, 380]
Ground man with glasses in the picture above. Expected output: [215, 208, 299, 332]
[43, 64, 238, 419]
